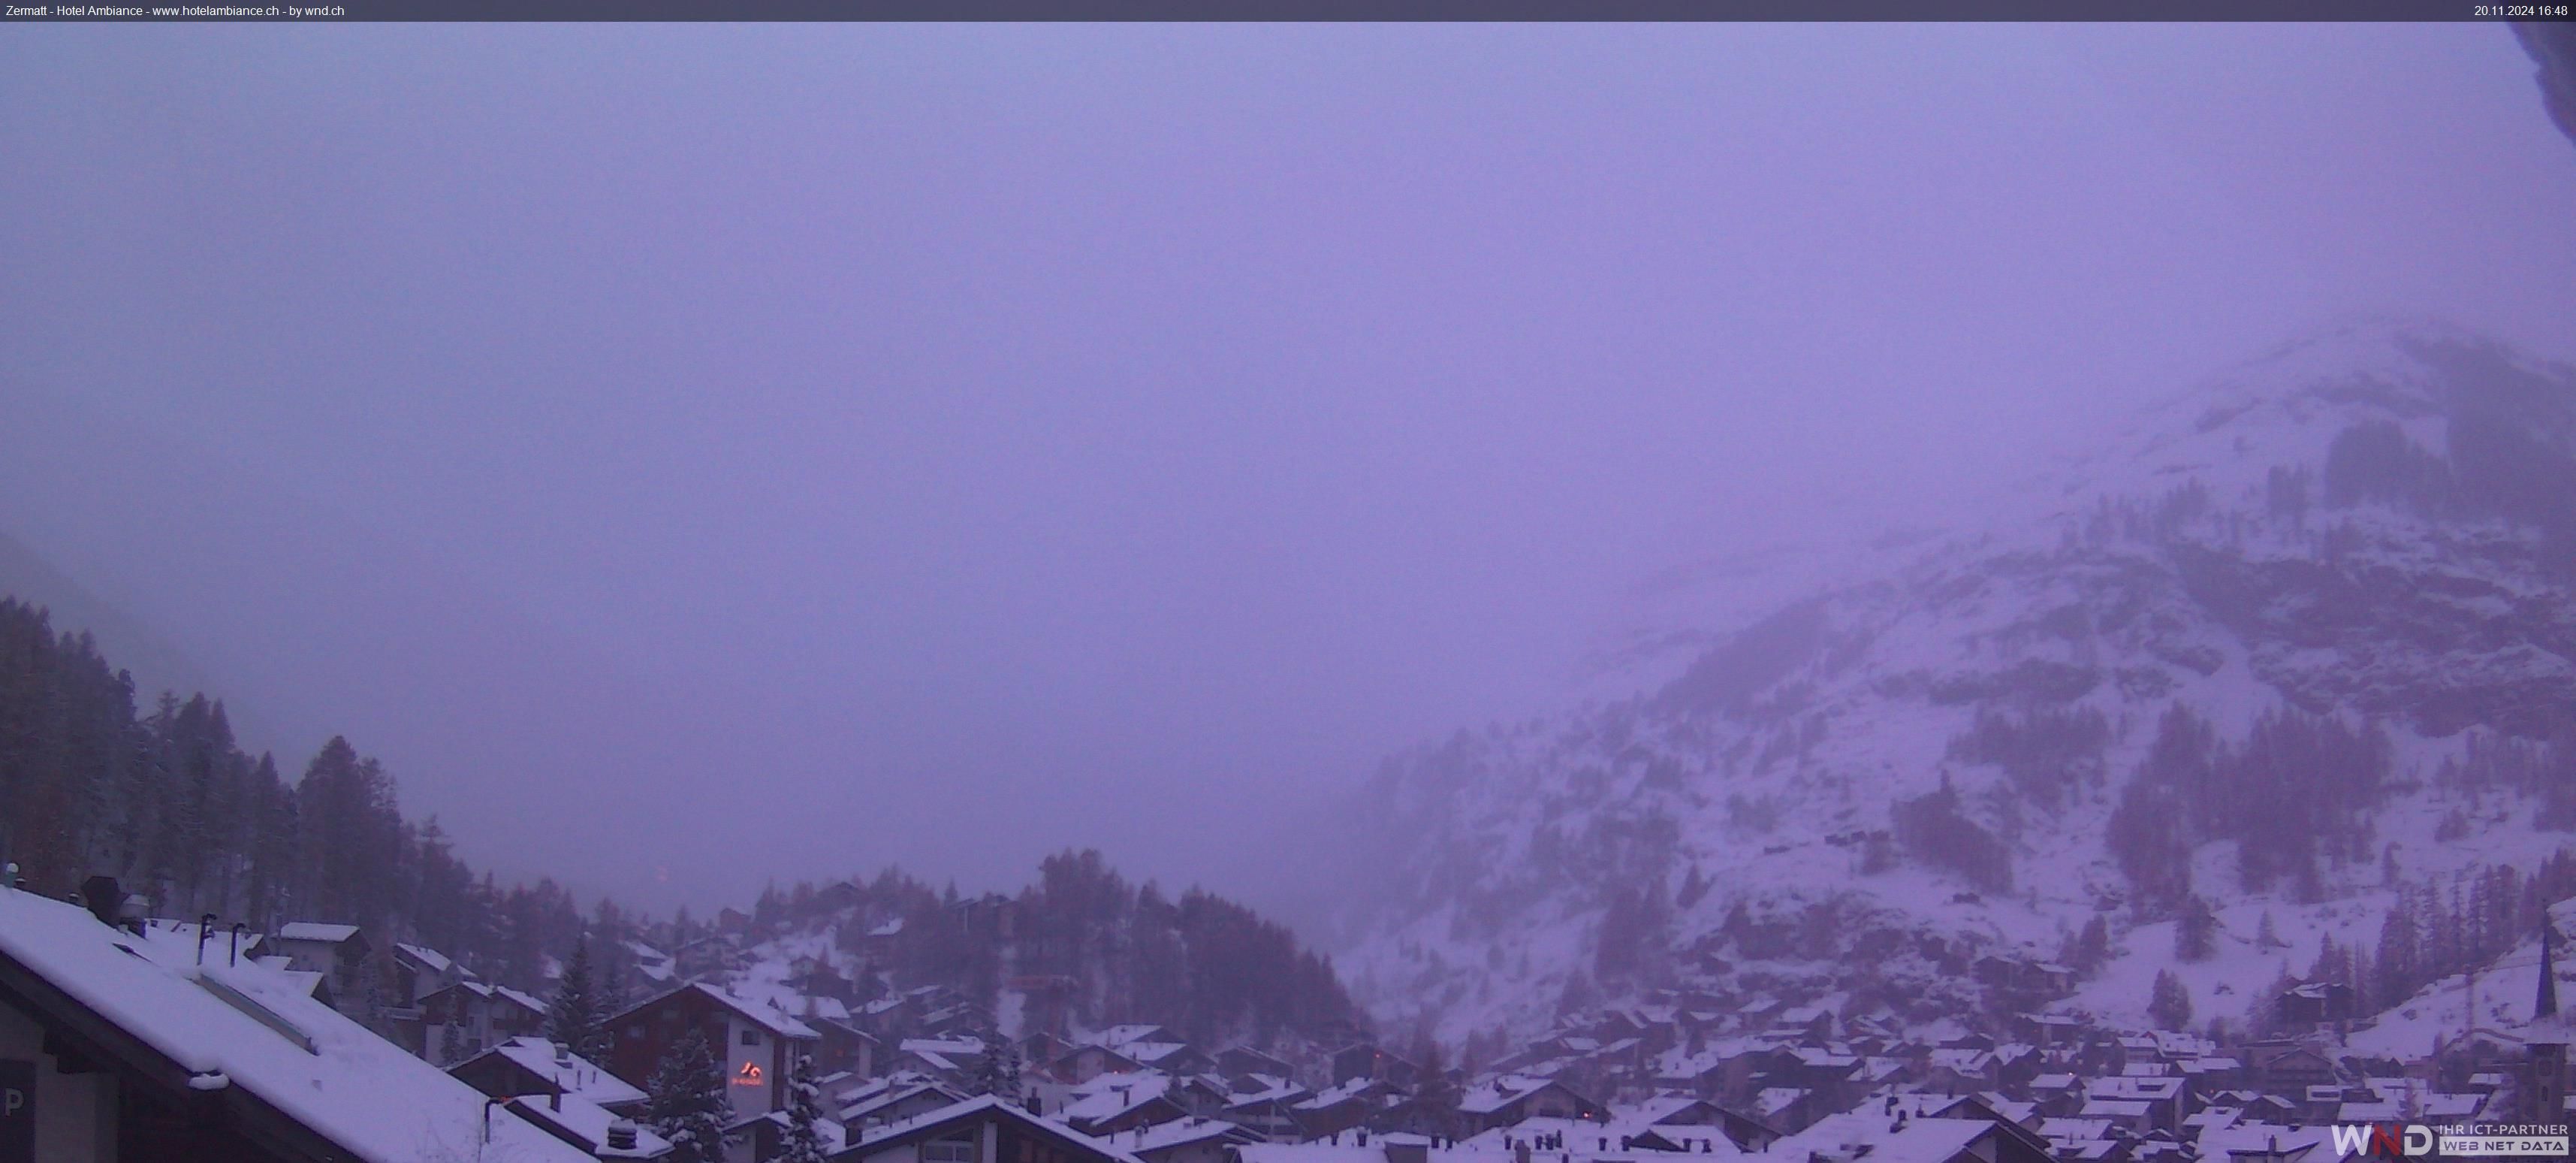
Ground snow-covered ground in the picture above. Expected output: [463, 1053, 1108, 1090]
[1329, 321, 2576, 1045]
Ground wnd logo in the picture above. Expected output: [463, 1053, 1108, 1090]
[2329, 1123, 2436, 1158]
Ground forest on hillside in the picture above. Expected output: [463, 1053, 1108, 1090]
[0, 596, 1363, 1045]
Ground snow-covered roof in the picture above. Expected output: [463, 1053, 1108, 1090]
[1237, 1144, 1522, 1163]
[1122, 1116, 1253, 1153]
[1061, 1074, 1174, 1123]
[478, 1035, 650, 1108]
[687, 981, 822, 1038]
[508, 1092, 673, 1156]
[0, 887, 587, 1163]
[847, 1094, 1147, 1163]
[732, 1106, 850, 1151]
[841, 1076, 971, 1123]
[1224, 1075, 1308, 1106]
[1771, 1113, 1995, 1163]
[1457, 1074, 1567, 1116]
[903, 1035, 988, 1056]
[1090, 1024, 1168, 1046]
[1753, 1088, 1805, 1118]
[144, 918, 266, 957]
[1295, 1077, 1382, 1110]
[2039, 1117, 2114, 1143]
[276, 921, 362, 944]
[2194, 1121, 2335, 1163]
[1616, 1092, 1712, 1125]
[393, 942, 455, 974]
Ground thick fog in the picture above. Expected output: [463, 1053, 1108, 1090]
[2, 25, 2571, 916]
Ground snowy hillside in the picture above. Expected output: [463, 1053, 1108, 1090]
[1327, 319, 2576, 1047]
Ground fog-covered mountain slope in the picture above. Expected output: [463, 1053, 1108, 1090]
[1328, 320, 2576, 1046]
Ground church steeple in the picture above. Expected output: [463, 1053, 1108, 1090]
[2541, 919, 2560, 1022]
[2529, 914, 2569, 1125]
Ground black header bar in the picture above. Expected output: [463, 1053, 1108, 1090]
[7, 0, 2571, 21]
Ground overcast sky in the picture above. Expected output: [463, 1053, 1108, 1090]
[3, 25, 2571, 919]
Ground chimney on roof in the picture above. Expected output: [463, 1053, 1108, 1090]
[605, 1118, 640, 1151]
[79, 875, 123, 928]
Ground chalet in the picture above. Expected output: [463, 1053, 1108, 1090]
[270, 921, 378, 1025]
[1333, 1044, 1422, 1087]
[2026, 1073, 2086, 1117]
[2078, 1098, 2154, 1137]
[1770, 1004, 1835, 1041]
[950, 893, 1022, 942]
[0, 881, 593, 1163]
[1619, 1093, 1779, 1152]
[840, 1073, 976, 1128]
[1294, 1077, 1395, 1139]
[1124, 1041, 1215, 1078]
[1770, 1111, 2054, 1163]
[1751, 1086, 1811, 1133]
[901, 1035, 992, 1083]
[606, 981, 822, 1122]
[2191, 1121, 2339, 1163]
[2087, 1074, 2187, 1134]
[816, 880, 867, 914]
[453, 1035, 651, 1113]
[1217, 1044, 1295, 1082]
[391, 941, 466, 1004]
[1060, 1073, 1190, 1137]
[421, 977, 550, 1064]
[2275, 983, 2357, 1029]
[1056, 1043, 1150, 1085]
[1222, 1074, 1314, 1139]
[1125, 1116, 1262, 1163]
[825, 1093, 1148, 1163]
[860, 917, 908, 961]
[2243, 1043, 2337, 1094]
[731, 1105, 850, 1163]
[813, 1016, 887, 1077]
[676, 932, 744, 981]
[1456, 1074, 1604, 1134]
[628, 940, 679, 988]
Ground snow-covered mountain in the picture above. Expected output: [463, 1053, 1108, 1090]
[1326, 319, 2576, 1047]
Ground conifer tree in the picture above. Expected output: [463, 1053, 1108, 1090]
[2074, 915, 2112, 971]
[973, 1032, 1011, 1097]
[548, 935, 608, 1062]
[649, 1029, 731, 1163]
[2175, 895, 2218, 962]
[2148, 969, 2193, 1031]
[780, 1053, 831, 1163]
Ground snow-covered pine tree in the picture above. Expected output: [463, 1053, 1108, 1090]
[780, 1053, 830, 1163]
[547, 935, 608, 1062]
[2149, 968, 2194, 1031]
[2074, 915, 2111, 971]
[649, 1029, 731, 1163]
[972, 1029, 1017, 1097]
[2174, 895, 2217, 962]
